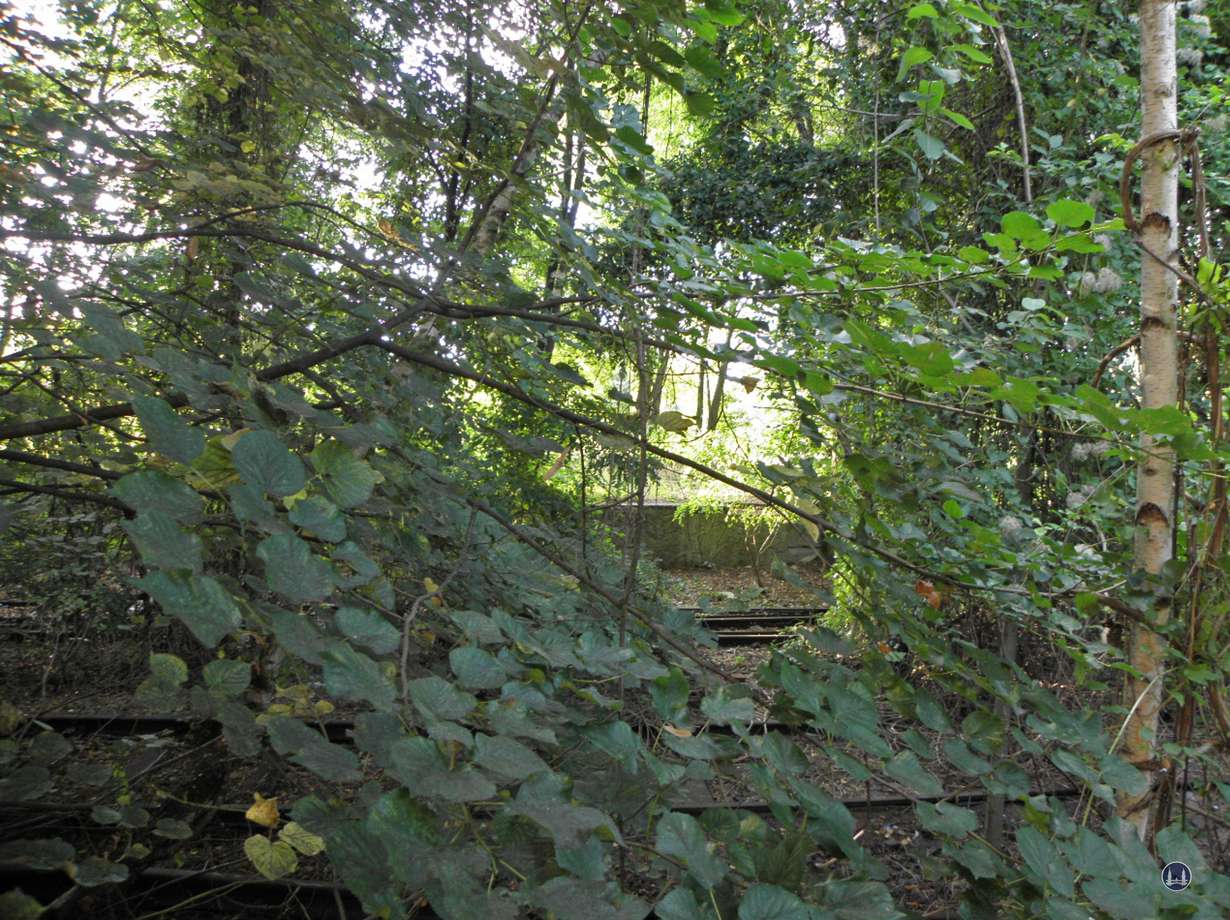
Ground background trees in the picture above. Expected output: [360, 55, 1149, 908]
[4, 0, 1230, 917]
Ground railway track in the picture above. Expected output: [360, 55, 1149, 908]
[0, 606, 1021, 920]
[681, 606, 830, 644]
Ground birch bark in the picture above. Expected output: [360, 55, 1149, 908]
[1119, 0, 1179, 841]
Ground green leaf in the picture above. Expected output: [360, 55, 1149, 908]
[154, 818, 193, 839]
[532, 877, 650, 920]
[943, 738, 991, 775]
[245, 835, 298, 879]
[71, 856, 129, 887]
[0, 889, 47, 920]
[232, 430, 306, 497]
[952, 43, 993, 63]
[684, 45, 725, 80]
[917, 801, 979, 837]
[204, 658, 251, 696]
[133, 396, 206, 464]
[705, 2, 745, 26]
[897, 46, 933, 81]
[1098, 754, 1149, 795]
[964, 708, 1003, 752]
[913, 128, 944, 160]
[953, 2, 998, 27]
[310, 440, 381, 508]
[1002, 211, 1042, 239]
[0, 838, 74, 869]
[759, 833, 809, 889]
[139, 571, 243, 646]
[150, 652, 188, 686]
[684, 92, 715, 117]
[0, 765, 52, 801]
[268, 716, 362, 782]
[280, 821, 325, 856]
[112, 471, 205, 524]
[507, 796, 621, 850]
[121, 510, 204, 572]
[1082, 879, 1159, 919]
[1017, 826, 1076, 896]
[407, 676, 477, 721]
[941, 107, 975, 130]
[907, 3, 939, 19]
[737, 884, 810, 920]
[474, 734, 550, 779]
[557, 836, 609, 881]
[701, 686, 754, 725]
[656, 889, 706, 920]
[190, 436, 241, 488]
[321, 643, 395, 709]
[1046, 199, 1096, 228]
[450, 647, 507, 690]
[288, 496, 347, 542]
[29, 731, 72, 764]
[657, 813, 726, 888]
[335, 607, 400, 655]
[649, 667, 690, 719]
[256, 533, 336, 603]
[884, 751, 944, 796]
[653, 410, 696, 433]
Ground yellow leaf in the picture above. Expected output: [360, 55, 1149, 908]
[220, 428, 254, 451]
[246, 793, 280, 828]
[741, 376, 760, 394]
[653, 411, 696, 433]
[663, 724, 693, 738]
[424, 577, 442, 608]
[795, 498, 822, 541]
[542, 448, 569, 481]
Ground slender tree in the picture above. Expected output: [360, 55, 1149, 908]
[1119, 0, 1180, 841]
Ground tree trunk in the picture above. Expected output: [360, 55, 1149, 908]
[1118, 0, 1179, 841]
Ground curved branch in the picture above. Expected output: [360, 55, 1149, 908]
[0, 477, 130, 513]
[0, 449, 123, 480]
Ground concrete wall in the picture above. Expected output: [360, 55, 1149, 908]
[606, 503, 823, 569]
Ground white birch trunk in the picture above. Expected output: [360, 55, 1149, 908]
[1119, 0, 1179, 840]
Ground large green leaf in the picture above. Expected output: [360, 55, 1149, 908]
[655, 813, 726, 888]
[335, 607, 400, 655]
[256, 532, 336, 603]
[232, 429, 306, 497]
[649, 667, 689, 719]
[112, 471, 205, 523]
[1017, 826, 1075, 896]
[288, 495, 347, 542]
[450, 647, 507, 690]
[138, 571, 243, 646]
[737, 884, 809, 920]
[268, 716, 363, 782]
[406, 676, 477, 721]
[321, 643, 395, 709]
[532, 878, 649, 920]
[121, 510, 203, 572]
[245, 836, 298, 879]
[884, 751, 944, 797]
[133, 395, 206, 464]
[473, 733, 549, 780]
[203, 658, 251, 696]
[310, 440, 381, 508]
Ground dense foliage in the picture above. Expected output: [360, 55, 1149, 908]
[4, 0, 1230, 917]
